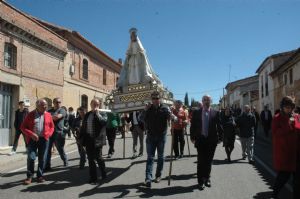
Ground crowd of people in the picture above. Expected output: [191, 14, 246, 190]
[9, 92, 300, 198]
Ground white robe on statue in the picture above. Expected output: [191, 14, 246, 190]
[117, 37, 160, 88]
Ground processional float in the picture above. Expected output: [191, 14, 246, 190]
[105, 28, 176, 185]
[105, 28, 173, 113]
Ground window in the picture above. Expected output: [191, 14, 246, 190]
[82, 59, 88, 80]
[116, 77, 119, 87]
[284, 73, 288, 85]
[4, 43, 17, 69]
[103, 69, 107, 85]
[265, 72, 269, 96]
[261, 76, 264, 98]
[289, 68, 293, 85]
[81, 95, 88, 110]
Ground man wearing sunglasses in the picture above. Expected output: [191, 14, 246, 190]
[141, 91, 174, 188]
[45, 97, 68, 171]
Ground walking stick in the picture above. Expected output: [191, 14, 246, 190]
[168, 127, 174, 186]
[123, 127, 126, 159]
[185, 127, 191, 157]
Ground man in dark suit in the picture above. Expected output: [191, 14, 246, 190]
[190, 95, 222, 190]
[260, 105, 272, 137]
[79, 99, 107, 184]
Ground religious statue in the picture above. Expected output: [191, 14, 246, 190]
[117, 28, 160, 90]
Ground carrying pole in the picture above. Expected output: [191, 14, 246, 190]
[168, 127, 174, 186]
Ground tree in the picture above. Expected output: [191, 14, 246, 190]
[184, 92, 189, 107]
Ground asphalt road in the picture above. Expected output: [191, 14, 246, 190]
[0, 132, 292, 199]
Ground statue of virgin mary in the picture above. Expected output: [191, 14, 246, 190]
[117, 28, 160, 90]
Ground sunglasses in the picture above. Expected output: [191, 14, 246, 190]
[152, 97, 159, 100]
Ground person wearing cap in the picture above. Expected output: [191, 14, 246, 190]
[271, 96, 298, 199]
[190, 95, 222, 190]
[141, 91, 174, 188]
[172, 100, 188, 159]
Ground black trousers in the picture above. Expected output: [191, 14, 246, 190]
[273, 171, 297, 197]
[196, 139, 217, 184]
[173, 129, 185, 157]
[86, 144, 106, 181]
[12, 130, 27, 151]
[106, 127, 117, 154]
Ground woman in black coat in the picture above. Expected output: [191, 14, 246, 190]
[220, 107, 236, 162]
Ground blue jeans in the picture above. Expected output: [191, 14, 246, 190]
[145, 132, 167, 181]
[46, 132, 68, 168]
[27, 137, 49, 178]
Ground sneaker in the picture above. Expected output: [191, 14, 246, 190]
[9, 151, 16, 156]
[131, 154, 138, 159]
[145, 180, 151, 188]
[37, 177, 45, 183]
[154, 177, 161, 183]
[24, 178, 32, 185]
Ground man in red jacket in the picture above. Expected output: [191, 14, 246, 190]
[21, 99, 54, 185]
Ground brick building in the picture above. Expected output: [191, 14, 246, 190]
[36, 19, 121, 110]
[0, 1, 121, 147]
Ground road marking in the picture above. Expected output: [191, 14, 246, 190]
[0, 149, 78, 177]
[235, 139, 292, 192]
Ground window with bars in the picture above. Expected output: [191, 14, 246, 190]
[82, 59, 88, 80]
[103, 69, 107, 85]
[4, 43, 17, 69]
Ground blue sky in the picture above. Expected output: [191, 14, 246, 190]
[7, 0, 300, 104]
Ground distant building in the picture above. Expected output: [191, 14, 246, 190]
[270, 48, 300, 110]
[225, 75, 259, 111]
[255, 50, 296, 114]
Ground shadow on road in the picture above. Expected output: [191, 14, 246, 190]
[79, 182, 198, 198]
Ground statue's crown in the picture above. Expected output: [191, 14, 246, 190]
[129, 27, 138, 34]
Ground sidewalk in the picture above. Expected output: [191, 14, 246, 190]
[0, 137, 76, 169]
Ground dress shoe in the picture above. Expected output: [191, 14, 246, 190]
[179, 154, 183, 159]
[107, 153, 112, 158]
[145, 180, 151, 188]
[138, 153, 143, 157]
[37, 177, 45, 183]
[88, 179, 97, 185]
[249, 160, 255, 165]
[242, 156, 246, 160]
[205, 179, 211, 187]
[24, 178, 32, 185]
